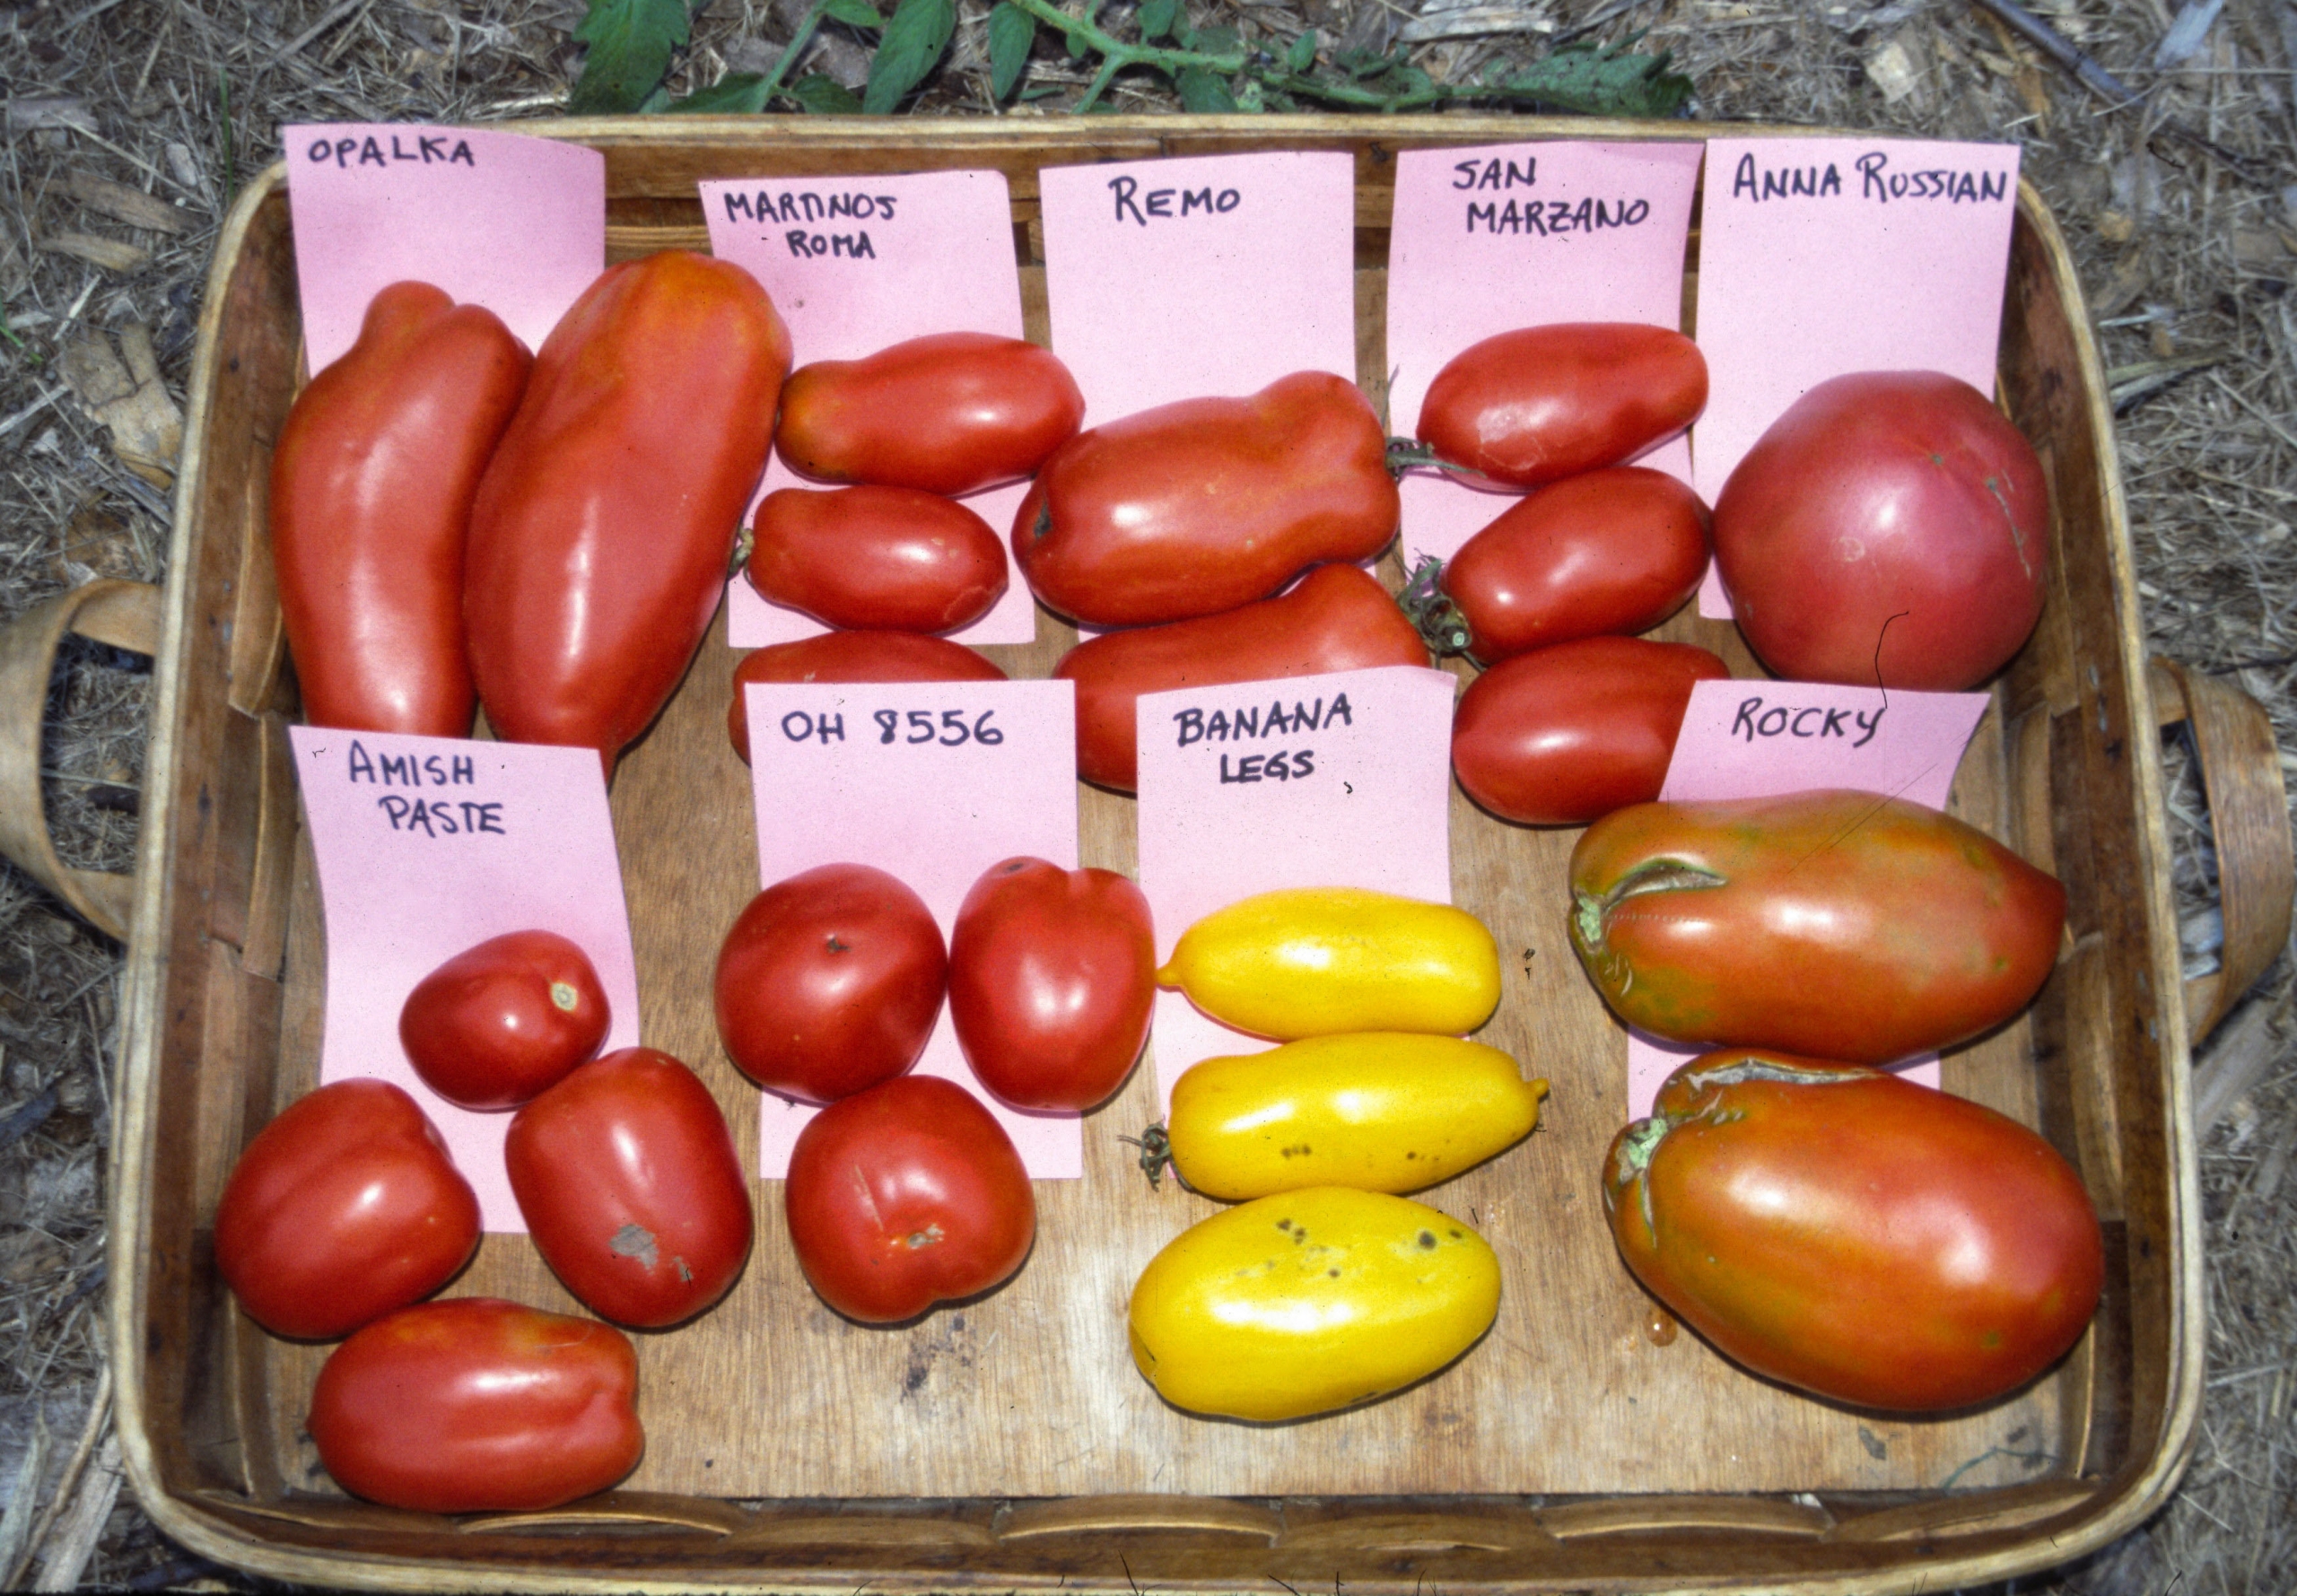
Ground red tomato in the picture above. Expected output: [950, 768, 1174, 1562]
[1452, 637, 1728, 825]
[1569, 790, 2066, 1063]
[397, 929, 610, 1112]
[784, 1075, 1035, 1323]
[1435, 467, 1710, 661]
[213, 1078, 478, 1340]
[270, 281, 529, 736]
[776, 332, 1085, 496]
[1013, 371, 1400, 628]
[308, 1298, 642, 1512]
[1416, 324, 1707, 489]
[1606, 1050, 2104, 1410]
[1054, 563, 1428, 792]
[746, 485, 1006, 635]
[1712, 371, 2049, 691]
[714, 863, 947, 1102]
[466, 251, 790, 772]
[728, 632, 1007, 763]
[948, 858, 1156, 1112]
[505, 1048, 753, 1329]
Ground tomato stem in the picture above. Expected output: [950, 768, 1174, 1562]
[1397, 554, 1472, 657]
[1118, 1124, 1176, 1190]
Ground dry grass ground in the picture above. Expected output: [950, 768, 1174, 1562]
[0, 0, 2289, 1588]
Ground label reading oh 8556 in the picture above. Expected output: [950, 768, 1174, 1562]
[773, 708, 1005, 747]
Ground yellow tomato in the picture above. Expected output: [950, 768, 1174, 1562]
[1167, 1033, 1546, 1199]
[1156, 887, 1501, 1039]
[1127, 1187, 1500, 1421]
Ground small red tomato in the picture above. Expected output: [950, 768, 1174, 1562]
[777, 331, 1086, 496]
[1451, 637, 1729, 826]
[214, 1078, 478, 1341]
[1417, 323, 1708, 488]
[505, 1048, 753, 1329]
[309, 1298, 642, 1512]
[728, 632, 1007, 763]
[397, 930, 610, 1111]
[714, 863, 948, 1102]
[784, 1075, 1035, 1323]
[1436, 467, 1710, 662]
[948, 858, 1156, 1112]
[746, 485, 1008, 635]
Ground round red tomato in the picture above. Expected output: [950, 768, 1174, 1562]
[214, 1077, 478, 1340]
[309, 1298, 642, 1512]
[714, 863, 947, 1102]
[728, 632, 1007, 763]
[1416, 324, 1707, 489]
[1435, 467, 1710, 662]
[1606, 1050, 2104, 1410]
[1452, 637, 1728, 826]
[948, 858, 1156, 1112]
[397, 929, 610, 1111]
[784, 1075, 1035, 1323]
[746, 485, 1007, 635]
[1712, 371, 2048, 691]
[505, 1048, 754, 1329]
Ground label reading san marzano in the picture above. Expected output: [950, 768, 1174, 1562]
[718, 189, 902, 259]
[342, 740, 506, 836]
[1725, 150, 2011, 206]
[1170, 692, 1351, 784]
[772, 708, 1007, 747]
[1449, 155, 1654, 239]
[1727, 694, 1885, 749]
[1107, 175, 1243, 227]
[304, 133, 476, 170]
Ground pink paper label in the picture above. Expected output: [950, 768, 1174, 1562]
[742, 679, 1081, 1177]
[282, 124, 606, 376]
[701, 170, 1039, 648]
[1623, 679, 1992, 1116]
[1692, 136, 2021, 615]
[1135, 666, 1457, 1104]
[1039, 152, 1358, 423]
[1387, 141, 1704, 566]
[289, 728, 642, 1234]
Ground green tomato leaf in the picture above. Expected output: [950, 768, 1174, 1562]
[1285, 29, 1314, 72]
[861, 0, 956, 112]
[663, 71, 773, 111]
[822, 0, 886, 29]
[1136, 0, 1177, 41]
[1234, 77, 1265, 111]
[987, 2, 1035, 99]
[1062, 26, 1090, 57]
[1506, 41, 1693, 117]
[568, 0, 690, 113]
[789, 71, 865, 111]
[1175, 65, 1235, 110]
[1180, 21, 1237, 53]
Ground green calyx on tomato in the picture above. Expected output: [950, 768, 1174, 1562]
[1397, 555, 1473, 657]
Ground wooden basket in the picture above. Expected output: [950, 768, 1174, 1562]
[104, 116, 2233, 1593]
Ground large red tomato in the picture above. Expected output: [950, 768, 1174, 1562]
[1416, 324, 1707, 489]
[504, 1048, 754, 1329]
[1452, 637, 1728, 826]
[397, 929, 609, 1111]
[1568, 790, 2066, 1063]
[746, 485, 1007, 635]
[213, 1078, 478, 1340]
[948, 857, 1156, 1111]
[783, 1075, 1035, 1323]
[308, 1298, 642, 1512]
[1606, 1050, 2103, 1410]
[1712, 371, 2049, 691]
[728, 632, 1007, 763]
[714, 863, 947, 1102]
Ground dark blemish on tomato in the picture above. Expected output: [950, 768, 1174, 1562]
[826, 935, 849, 953]
[1275, 1218, 1292, 1231]
[903, 1223, 946, 1250]
[609, 1223, 659, 1270]
[1327, 1268, 1340, 1278]
[1418, 1231, 1437, 1249]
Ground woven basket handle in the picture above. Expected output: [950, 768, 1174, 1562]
[0, 580, 163, 942]
[2151, 656, 2295, 1047]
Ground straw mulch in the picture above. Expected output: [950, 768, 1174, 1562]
[0, 0, 2289, 1588]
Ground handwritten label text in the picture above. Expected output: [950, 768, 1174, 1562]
[304, 133, 476, 170]
[1729, 694, 1884, 749]
[1109, 174, 1242, 226]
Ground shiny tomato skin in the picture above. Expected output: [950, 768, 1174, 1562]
[948, 858, 1156, 1112]
[504, 1048, 753, 1329]
[714, 863, 948, 1102]
[728, 632, 1006, 763]
[1013, 371, 1400, 628]
[1713, 371, 2048, 691]
[214, 1078, 479, 1341]
[271, 282, 530, 736]
[1569, 790, 2066, 1063]
[1054, 563, 1428, 792]
[783, 1075, 1035, 1324]
[1605, 1050, 2105, 1411]
[1442, 467, 1711, 662]
[308, 1298, 642, 1512]
[776, 332, 1085, 496]
[1417, 324, 1707, 489]
[466, 251, 791, 770]
[1452, 637, 1728, 826]
[746, 485, 1006, 635]
[397, 930, 610, 1112]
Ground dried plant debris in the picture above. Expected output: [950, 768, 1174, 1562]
[0, 0, 2293, 1588]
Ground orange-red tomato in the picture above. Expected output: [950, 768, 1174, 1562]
[727, 632, 1007, 763]
[746, 485, 1006, 635]
[397, 929, 609, 1112]
[1606, 1050, 2104, 1411]
[1013, 371, 1399, 628]
[270, 281, 529, 736]
[1416, 323, 1707, 489]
